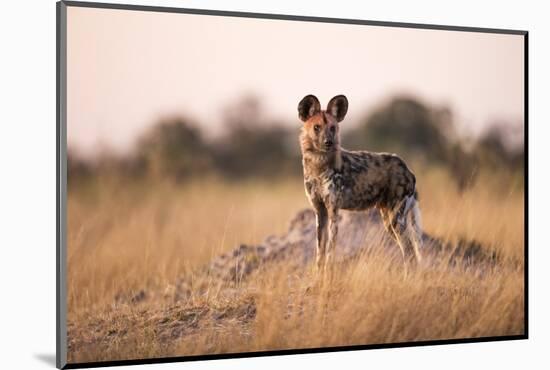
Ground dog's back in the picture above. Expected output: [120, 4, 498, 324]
[309, 149, 416, 212]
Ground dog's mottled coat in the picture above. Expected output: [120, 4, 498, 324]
[298, 94, 423, 270]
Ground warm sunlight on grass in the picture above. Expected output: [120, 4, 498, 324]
[66, 169, 524, 363]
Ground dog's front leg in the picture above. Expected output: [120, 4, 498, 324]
[315, 204, 328, 271]
[325, 207, 339, 269]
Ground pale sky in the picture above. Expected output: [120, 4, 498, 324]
[67, 6, 524, 156]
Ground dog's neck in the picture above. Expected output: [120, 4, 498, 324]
[300, 132, 342, 178]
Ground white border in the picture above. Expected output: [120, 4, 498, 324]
[2, 1, 548, 369]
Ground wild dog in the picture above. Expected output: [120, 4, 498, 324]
[298, 94, 423, 271]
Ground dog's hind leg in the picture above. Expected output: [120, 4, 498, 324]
[380, 195, 422, 268]
[381, 207, 408, 263]
[393, 195, 423, 264]
[408, 194, 424, 262]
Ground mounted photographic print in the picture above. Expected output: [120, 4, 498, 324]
[56, 1, 528, 368]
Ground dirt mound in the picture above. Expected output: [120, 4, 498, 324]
[68, 208, 504, 363]
[162, 208, 498, 303]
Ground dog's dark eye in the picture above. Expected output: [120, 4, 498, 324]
[330, 126, 336, 133]
[313, 125, 320, 133]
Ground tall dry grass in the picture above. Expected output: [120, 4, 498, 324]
[66, 168, 524, 363]
[67, 176, 308, 313]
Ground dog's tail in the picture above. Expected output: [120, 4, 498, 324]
[403, 190, 423, 262]
[410, 190, 422, 238]
[403, 192, 421, 231]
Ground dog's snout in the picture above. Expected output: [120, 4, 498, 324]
[324, 139, 333, 148]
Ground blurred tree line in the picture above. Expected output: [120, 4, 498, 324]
[68, 95, 524, 192]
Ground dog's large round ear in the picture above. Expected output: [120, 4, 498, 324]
[327, 95, 348, 122]
[298, 95, 321, 122]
